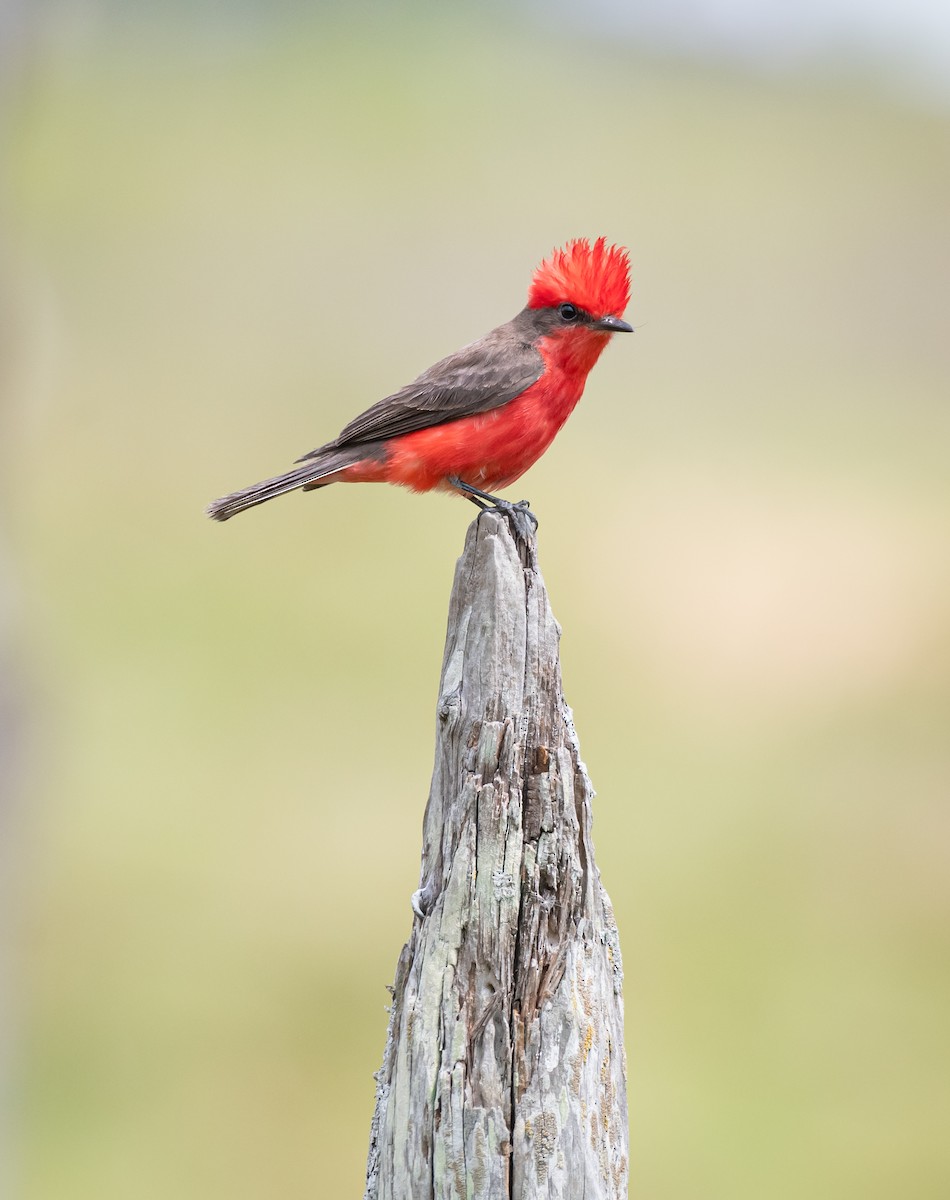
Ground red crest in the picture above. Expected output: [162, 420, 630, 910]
[527, 237, 631, 318]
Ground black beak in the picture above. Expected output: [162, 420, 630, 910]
[594, 315, 633, 333]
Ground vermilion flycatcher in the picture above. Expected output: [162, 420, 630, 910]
[207, 237, 631, 522]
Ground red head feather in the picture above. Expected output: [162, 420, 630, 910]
[527, 237, 631, 319]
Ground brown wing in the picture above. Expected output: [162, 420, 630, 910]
[296, 317, 543, 462]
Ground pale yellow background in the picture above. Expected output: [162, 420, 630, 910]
[3, 7, 949, 1197]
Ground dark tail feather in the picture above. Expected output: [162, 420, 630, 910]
[206, 454, 353, 522]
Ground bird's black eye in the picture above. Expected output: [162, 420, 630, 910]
[558, 303, 579, 322]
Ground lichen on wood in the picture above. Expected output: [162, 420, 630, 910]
[365, 512, 627, 1199]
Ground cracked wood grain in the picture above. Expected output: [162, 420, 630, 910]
[364, 512, 627, 1199]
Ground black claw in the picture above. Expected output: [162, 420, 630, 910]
[505, 506, 539, 542]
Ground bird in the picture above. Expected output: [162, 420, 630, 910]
[207, 237, 631, 523]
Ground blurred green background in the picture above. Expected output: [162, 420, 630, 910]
[3, 3, 949, 1197]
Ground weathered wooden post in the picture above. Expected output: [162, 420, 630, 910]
[365, 511, 627, 1199]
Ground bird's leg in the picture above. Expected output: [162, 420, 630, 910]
[448, 477, 538, 539]
[449, 477, 530, 511]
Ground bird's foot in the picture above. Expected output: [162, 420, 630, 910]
[449, 477, 539, 541]
[481, 497, 538, 543]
